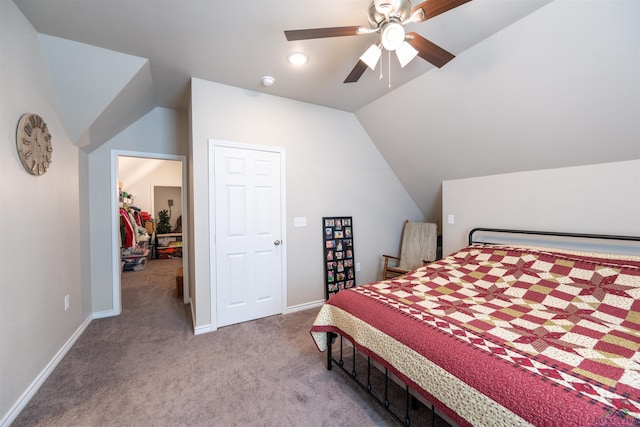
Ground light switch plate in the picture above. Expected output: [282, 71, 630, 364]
[294, 217, 307, 227]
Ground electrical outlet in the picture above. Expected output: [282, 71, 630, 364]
[355, 263, 361, 272]
[447, 214, 455, 225]
[64, 295, 70, 311]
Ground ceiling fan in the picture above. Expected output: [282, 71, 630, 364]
[284, 0, 471, 83]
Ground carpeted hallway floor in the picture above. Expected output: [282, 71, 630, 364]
[13, 258, 448, 426]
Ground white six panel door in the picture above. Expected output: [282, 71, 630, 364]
[214, 145, 283, 327]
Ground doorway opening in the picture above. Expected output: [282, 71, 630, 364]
[112, 151, 189, 319]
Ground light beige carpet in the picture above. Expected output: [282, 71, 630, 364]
[13, 258, 447, 427]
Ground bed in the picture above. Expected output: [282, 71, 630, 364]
[310, 228, 640, 426]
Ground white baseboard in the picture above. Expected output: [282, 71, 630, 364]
[92, 309, 118, 319]
[191, 303, 216, 335]
[192, 300, 324, 335]
[1, 315, 93, 427]
[193, 324, 215, 335]
[285, 299, 324, 314]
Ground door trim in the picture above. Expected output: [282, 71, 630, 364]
[208, 139, 287, 330]
[110, 150, 189, 315]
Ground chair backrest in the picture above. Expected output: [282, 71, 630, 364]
[398, 222, 438, 270]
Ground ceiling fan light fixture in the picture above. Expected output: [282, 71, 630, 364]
[396, 40, 418, 67]
[381, 22, 405, 51]
[287, 52, 309, 66]
[405, 7, 425, 24]
[284, 0, 468, 84]
[374, 0, 395, 14]
[360, 44, 382, 70]
[373, 0, 411, 19]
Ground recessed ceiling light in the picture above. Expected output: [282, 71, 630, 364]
[261, 76, 275, 87]
[287, 52, 309, 66]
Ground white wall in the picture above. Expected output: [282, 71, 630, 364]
[442, 160, 640, 256]
[88, 107, 187, 315]
[190, 79, 423, 332]
[0, 2, 86, 423]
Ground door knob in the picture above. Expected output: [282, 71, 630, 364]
[274, 239, 281, 246]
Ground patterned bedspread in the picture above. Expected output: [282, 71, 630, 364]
[311, 244, 640, 427]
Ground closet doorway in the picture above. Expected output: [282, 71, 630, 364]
[114, 151, 188, 312]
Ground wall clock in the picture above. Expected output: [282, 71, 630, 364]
[16, 113, 53, 175]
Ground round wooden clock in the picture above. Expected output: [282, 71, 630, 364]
[16, 113, 53, 175]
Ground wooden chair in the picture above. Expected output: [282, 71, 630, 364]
[382, 221, 438, 280]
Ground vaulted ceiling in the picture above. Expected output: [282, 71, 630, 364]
[15, 0, 550, 144]
[13, 0, 640, 221]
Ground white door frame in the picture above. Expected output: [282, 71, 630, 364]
[110, 149, 189, 314]
[208, 139, 287, 330]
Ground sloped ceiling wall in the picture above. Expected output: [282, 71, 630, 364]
[355, 0, 640, 222]
[39, 35, 155, 152]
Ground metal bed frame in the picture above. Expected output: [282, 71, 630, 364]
[326, 332, 430, 426]
[468, 227, 640, 248]
[324, 228, 640, 427]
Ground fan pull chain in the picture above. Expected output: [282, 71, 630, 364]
[379, 50, 383, 80]
[383, 9, 391, 84]
[388, 50, 392, 89]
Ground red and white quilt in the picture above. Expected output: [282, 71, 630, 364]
[311, 244, 640, 427]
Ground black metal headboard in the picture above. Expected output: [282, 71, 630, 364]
[468, 228, 640, 255]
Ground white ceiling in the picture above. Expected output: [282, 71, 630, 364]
[14, 0, 552, 113]
[118, 157, 173, 192]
